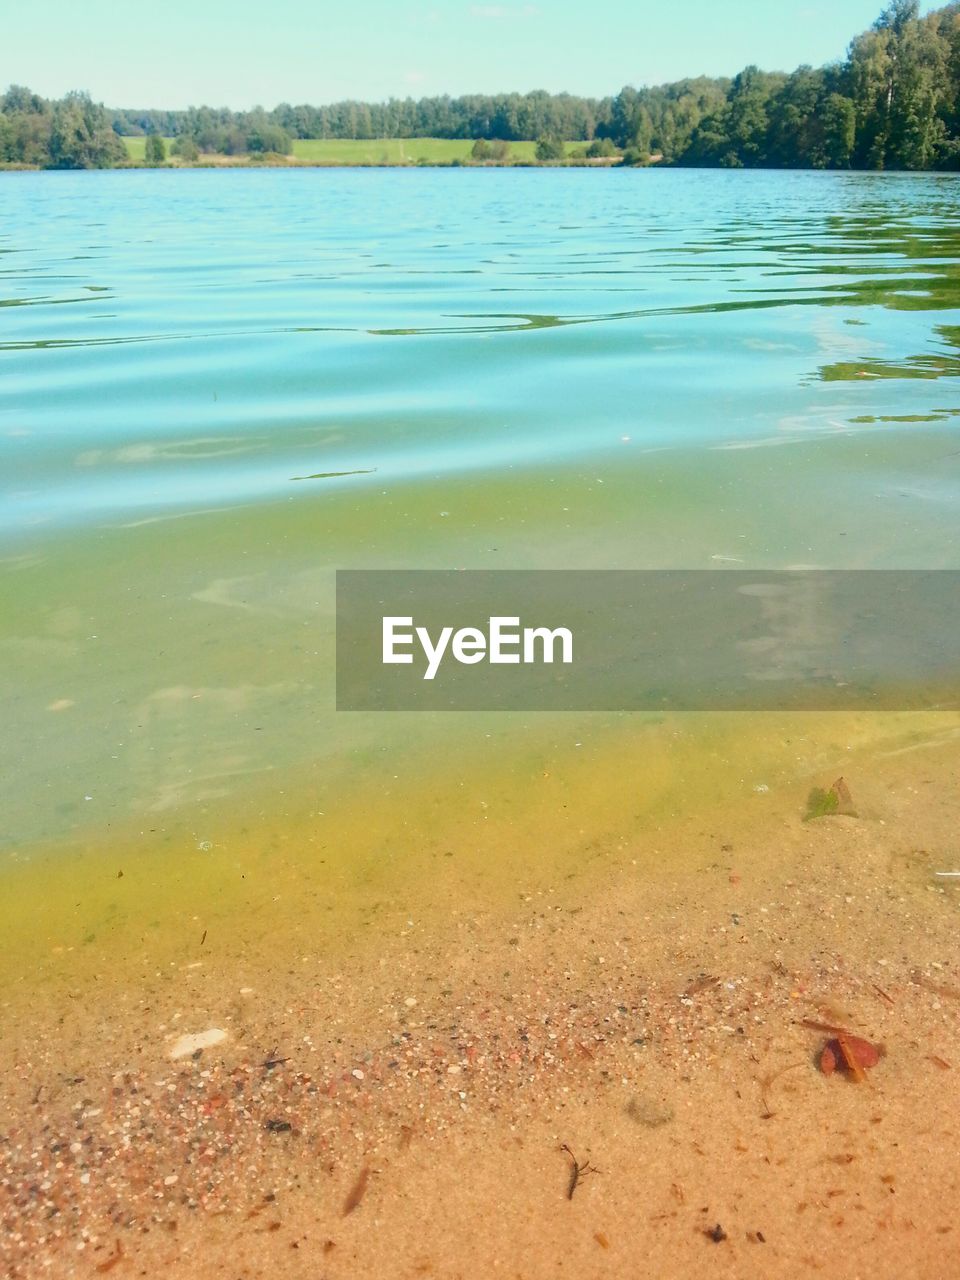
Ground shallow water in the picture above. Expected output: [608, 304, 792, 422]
[3, 167, 960, 917]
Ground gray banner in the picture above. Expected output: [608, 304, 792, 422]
[336, 570, 960, 711]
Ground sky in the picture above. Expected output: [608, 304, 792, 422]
[1, 0, 943, 109]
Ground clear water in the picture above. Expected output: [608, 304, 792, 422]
[3, 167, 960, 868]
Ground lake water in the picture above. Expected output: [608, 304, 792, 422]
[3, 167, 960, 959]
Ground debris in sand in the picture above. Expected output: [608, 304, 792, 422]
[684, 974, 721, 996]
[343, 1164, 370, 1216]
[758, 1062, 804, 1118]
[560, 1144, 599, 1200]
[820, 1034, 880, 1080]
[625, 1094, 674, 1128]
[805, 787, 837, 819]
[801, 1017, 883, 1079]
[805, 776, 856, 821]
[910, 971, 960, 1001]
[94, 1239, 124, 1273]
[167, 1028, 227, 1059]
[831, 777, 856, 814]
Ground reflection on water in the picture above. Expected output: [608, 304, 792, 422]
[819, 323, 960, 381]
[2, 167, 960, 887]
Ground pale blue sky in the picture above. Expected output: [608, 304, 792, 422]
[2, 1, 941, 109]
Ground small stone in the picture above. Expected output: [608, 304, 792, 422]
[168, 1028, 228, 1060]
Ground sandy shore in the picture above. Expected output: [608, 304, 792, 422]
[2, 731, 960, 1278]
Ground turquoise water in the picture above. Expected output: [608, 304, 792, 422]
[3, 168, 960, 854]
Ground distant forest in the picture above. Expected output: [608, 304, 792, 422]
[4, 2, 960, 170]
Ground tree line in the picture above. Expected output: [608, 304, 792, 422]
[3, 3, 960, 170]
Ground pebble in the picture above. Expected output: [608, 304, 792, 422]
[168, 1028, 228, 1060]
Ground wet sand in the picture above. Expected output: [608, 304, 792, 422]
[2, 727, 960, 1278]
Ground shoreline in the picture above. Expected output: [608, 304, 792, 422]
[3, 724, 959, 1277]
[0, 158, 630, 173]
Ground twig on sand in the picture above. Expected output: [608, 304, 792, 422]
[910, 972, 960, 1002]
[801, 1018, 857, 1037]
[95, 1240, 124, 1274]
[759, 1062, 804, 1119]
[560, 1144, 599, 1200]
[835, 1035, 868, 1083]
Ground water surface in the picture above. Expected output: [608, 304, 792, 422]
[3, 167, 960, 883]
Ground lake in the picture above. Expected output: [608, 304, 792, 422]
[2, 167, 960, 955]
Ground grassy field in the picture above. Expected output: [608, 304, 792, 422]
[122, 136, 175, 161]
[122, 136, 589, 165]
[290, 137, 562, 164]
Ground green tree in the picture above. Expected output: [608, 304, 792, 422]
[172, 135, 199, 161]
[849, 25, 895, 165]
[220, 126, 248, 155]
[9, 111, 53, 166]
[535, 134, 565, 161]
[725, 66, 783, 165]
[247, 123, 292, 153]
[610, 86, 639, 146]
[145, 134, 166, 164]
[886, 12, 948, 167]
[875, 0, 920, 35]
[821, 93, 857, 166]
[765, 66, 825, 166]
[849, 2, 949, 168]
[3, 84, 45, 114]
[49, 92, 125, 168]
[471, 138, 492, 160]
